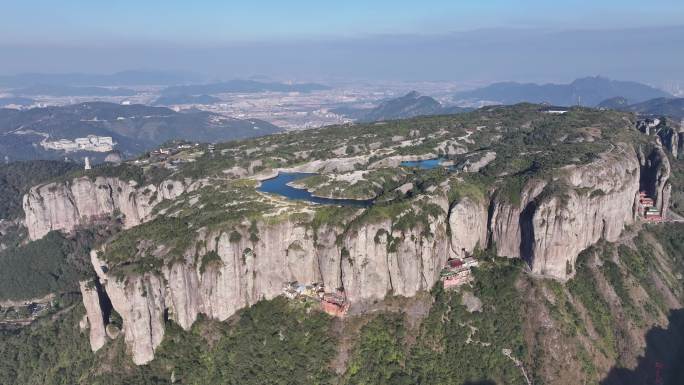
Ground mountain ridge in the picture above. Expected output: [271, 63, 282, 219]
[455, 76, 671, 106]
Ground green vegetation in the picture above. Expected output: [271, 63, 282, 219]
[448, 173, 490, 204]
[0, 230, 101, 301]
[199, 251, 222, 274]
[104, 181, 274, 274]
[0, 296, 96, 385]
[295, 168, 408, 200]
[343, 314, 411, 385]
[0, 160, 79, 219]
[568, 248, 617, 358]
[342, 259, 528, 385]
[0, 297, 336, 385]
[618, 240, 668, 314]
[544, 279, 585, 337]
[602, 259, 641, 324]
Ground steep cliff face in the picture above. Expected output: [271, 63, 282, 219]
[79, 281, 107, 352]
[449, 197, 488, 258]
[78, 146, 666, 364]
[488, 180, 547, 258]
[525, 147, 641, 278]
[22, 177, 194, 240]
[85, 195, 452, 364]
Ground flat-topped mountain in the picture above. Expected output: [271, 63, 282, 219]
[0, 102, 281, 161]
[455, 76, 671, 106]
[2, 104, 683, 384]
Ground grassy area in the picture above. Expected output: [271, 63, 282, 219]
[567, 248, 617, 359]
[0, 229, 112, 301]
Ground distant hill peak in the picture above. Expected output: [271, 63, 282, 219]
[455, 76, 671, 107]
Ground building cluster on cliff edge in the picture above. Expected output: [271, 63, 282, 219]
[440, 256, 480, 289]
[283, 282, 349, 317]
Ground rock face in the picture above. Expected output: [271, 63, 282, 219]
[23, 176, 194, 240]
[655, 125, 682, 159]
[27, 144, 665, 364]
[86, 196, 451, 364]
[488, 180, 547, 259]
[525, 148, 641, 278]
[449, 197, 488, 258]
[638, 145, 672, 213]
[79, 281, 107, 352]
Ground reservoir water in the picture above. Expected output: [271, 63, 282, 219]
[400, 157, 453, 170]
[258, 172, 373, 207]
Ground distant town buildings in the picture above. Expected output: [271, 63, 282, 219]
[41, 135, 115, 152]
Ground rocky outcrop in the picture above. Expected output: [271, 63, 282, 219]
[87, 195, 451, 364]
[105, 274, 166, 365]
[23, 176, 195, 240]
[79, 281, 107, 352]
[638, 145, 672, 214]
[525, 147, 641, 278]
[488, 180, 547, 258]
[77, 144, 670, 364]
[449, 197, 488, 258]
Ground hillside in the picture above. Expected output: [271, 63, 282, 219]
[1, 105, 683, 383]
[626, 98, 684, 119]
[335, 91, 472, 122]
[455, 76, 671, 106]
[597, 96, 631, 110]
[0, 102, 282, 161]
[0, 160, 80, 220]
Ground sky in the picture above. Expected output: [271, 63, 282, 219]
[1, 0, 683, 85]
[3, 0, 683, 42]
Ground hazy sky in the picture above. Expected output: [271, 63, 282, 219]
[1, 1, 683, 85]
[3, 0, 683, 41]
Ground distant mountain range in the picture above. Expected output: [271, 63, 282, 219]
[334, 91, 472, 122]
[0, 102, 281, 162]
[11, 84, 137, 97]
[598, 97, 684, 119]
[455, 76, 671, 107]
[0, 70, 202, 87]
[161, 80, 331, 96]
[153, 94, 222, 106]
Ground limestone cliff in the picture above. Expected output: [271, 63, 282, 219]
[23, 176, 195, 240]
[448, 197, 488, 258]
[76, 144, 671, 364]
[85, 195, 451, 364]
[524, 146, 641, 278]
[79, 281, 107, 352]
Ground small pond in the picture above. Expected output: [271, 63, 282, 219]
[258, 172, 373, 207]
[400, 157, 453, 170]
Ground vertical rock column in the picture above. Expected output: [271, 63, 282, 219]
[79, 281, 108, 352]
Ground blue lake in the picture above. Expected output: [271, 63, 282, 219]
[258, 172, 373, 207]
[400, 158, 452, 169]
